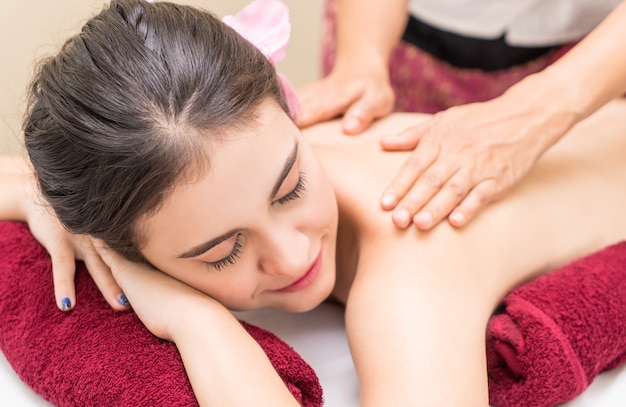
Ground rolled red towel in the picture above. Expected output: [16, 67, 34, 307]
[0, 221, 323, 407]
[487, 241, 626, 407]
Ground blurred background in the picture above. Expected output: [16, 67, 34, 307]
[0, 0, 324, 155]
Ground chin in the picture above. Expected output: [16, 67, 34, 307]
[282, 271, 336, 313]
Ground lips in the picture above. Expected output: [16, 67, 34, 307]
[276, 250, 322, 293]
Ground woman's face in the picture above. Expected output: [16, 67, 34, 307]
[138, 100, 338, 312]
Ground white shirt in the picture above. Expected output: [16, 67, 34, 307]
[408, 0, 621, 46]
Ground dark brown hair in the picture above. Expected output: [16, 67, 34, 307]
[24, 0, 288, 261]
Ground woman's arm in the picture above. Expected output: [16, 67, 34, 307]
[0, 155, 32, 220]
[0, 173, 29, 221]
[297, 0, 408, 133]
[0, 159, 125, 311]
[0, 155, 31, 175]
[316, 101, 626, 406]
[97, 247, 301, 406]
[380, 1, 626, 230]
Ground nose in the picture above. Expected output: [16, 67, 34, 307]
[258, 226, 310, 277]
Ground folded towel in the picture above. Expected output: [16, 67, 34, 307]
[0, 221, 323, 407]
[487, 240, 626, 407]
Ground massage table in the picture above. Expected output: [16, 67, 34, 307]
[2, 302, 625, 406]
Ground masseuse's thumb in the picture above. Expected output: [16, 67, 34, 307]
[342, 90, 394, 135]
[380, 121, 428, 151]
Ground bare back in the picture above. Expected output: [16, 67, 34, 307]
[305, 100, 626, 304]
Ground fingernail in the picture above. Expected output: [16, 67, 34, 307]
[394, 207, 411, 226]
[449, 212, 465, 226]
[381, 191, 397, 208]
[414, 211, 433, 228]
[344, 116, 361, 133]
[60, 297, 72, 311]
[117, 293, 129, 306]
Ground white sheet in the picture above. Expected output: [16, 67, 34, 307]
[2, 302, 625, 406]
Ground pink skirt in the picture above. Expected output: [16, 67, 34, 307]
[321, 0, 576, 114]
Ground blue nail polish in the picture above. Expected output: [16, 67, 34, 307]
[118, 293, 129, 306]
[61, 297, 72, 311]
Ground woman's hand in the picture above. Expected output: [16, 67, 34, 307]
[296, 56, 395, 134]
[95, 243, 303, 406]
[95, 244, 208, 341]
[379, 80, 581, 230]
[20, 177, 126, 311]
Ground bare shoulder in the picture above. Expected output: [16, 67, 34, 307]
[303, 114, 426, 232]
[304, 101, 626, 292]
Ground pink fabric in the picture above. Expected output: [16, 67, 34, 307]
[223, 0, 300, 119]
[321, 0, 575, 114]
[486, 241, 626, 407]
[0, 221, 323, 406]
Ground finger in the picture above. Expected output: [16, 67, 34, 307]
[342, 89, 394, 135]
[93, 240, 154, 290]
[82, 248, 129, 310]
[380, 140, 439, 211]
[380, 121, 429, 151]
[295, 84, 356, 128]
[296, 98, 352, 128]
[412, 171, 470, 230]
[391, 164, 456, 229]
[92, 240, 128, 275]
[448, 179, 500, 228]
[48, 241, 77, 311]
[342, 104, 375, 135]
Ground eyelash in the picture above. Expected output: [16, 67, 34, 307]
[208, 233, 243, 271]
[273, 172, 307, 206]
[207, 173, 307, 271]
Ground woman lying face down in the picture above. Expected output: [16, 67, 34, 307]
[138, 99, 339, 312]
[24, 0, 340, 314]
[12, 0, 626, 405]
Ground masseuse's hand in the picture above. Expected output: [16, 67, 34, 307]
[21, 179, 127, 312]
[379, 84, 579, 230]
[296, 57, 395, 134]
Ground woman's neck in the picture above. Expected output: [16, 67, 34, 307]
[330, 207, 360, 305]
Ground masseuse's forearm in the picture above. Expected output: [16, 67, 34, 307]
[536, 1, 626, 120]
[335, 0, 408, 67]
[173, 304, 300, 407]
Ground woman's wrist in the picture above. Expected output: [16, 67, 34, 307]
[168, 293, 234, 344]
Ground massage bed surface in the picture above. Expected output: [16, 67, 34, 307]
[2, 302, 625, 406]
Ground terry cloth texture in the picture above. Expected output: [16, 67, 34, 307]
[487, 240, 626, 407]
[0, 221, 323, 407]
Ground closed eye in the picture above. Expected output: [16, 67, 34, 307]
[206, 233, 243, 271]
[273, 173, 307, 206]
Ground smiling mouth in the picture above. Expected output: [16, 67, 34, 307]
[276, 250, 323, 293]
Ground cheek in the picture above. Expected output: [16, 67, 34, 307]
[155, 261, 258, 307]
[303, 163, 338, 228]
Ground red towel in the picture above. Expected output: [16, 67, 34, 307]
[0, 221, 323, 406]
[487, 240, 626, 407]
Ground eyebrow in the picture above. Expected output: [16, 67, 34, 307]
[177, 140, 299, 259]
[178, 230, 238, 259]
[270, 140, 299, 199]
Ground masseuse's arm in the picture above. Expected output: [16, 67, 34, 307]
[296, 0, 408, 134]
[97, 248, 301, 407]
[380, 1, 626, 230]
[0, 159, 125, 312]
